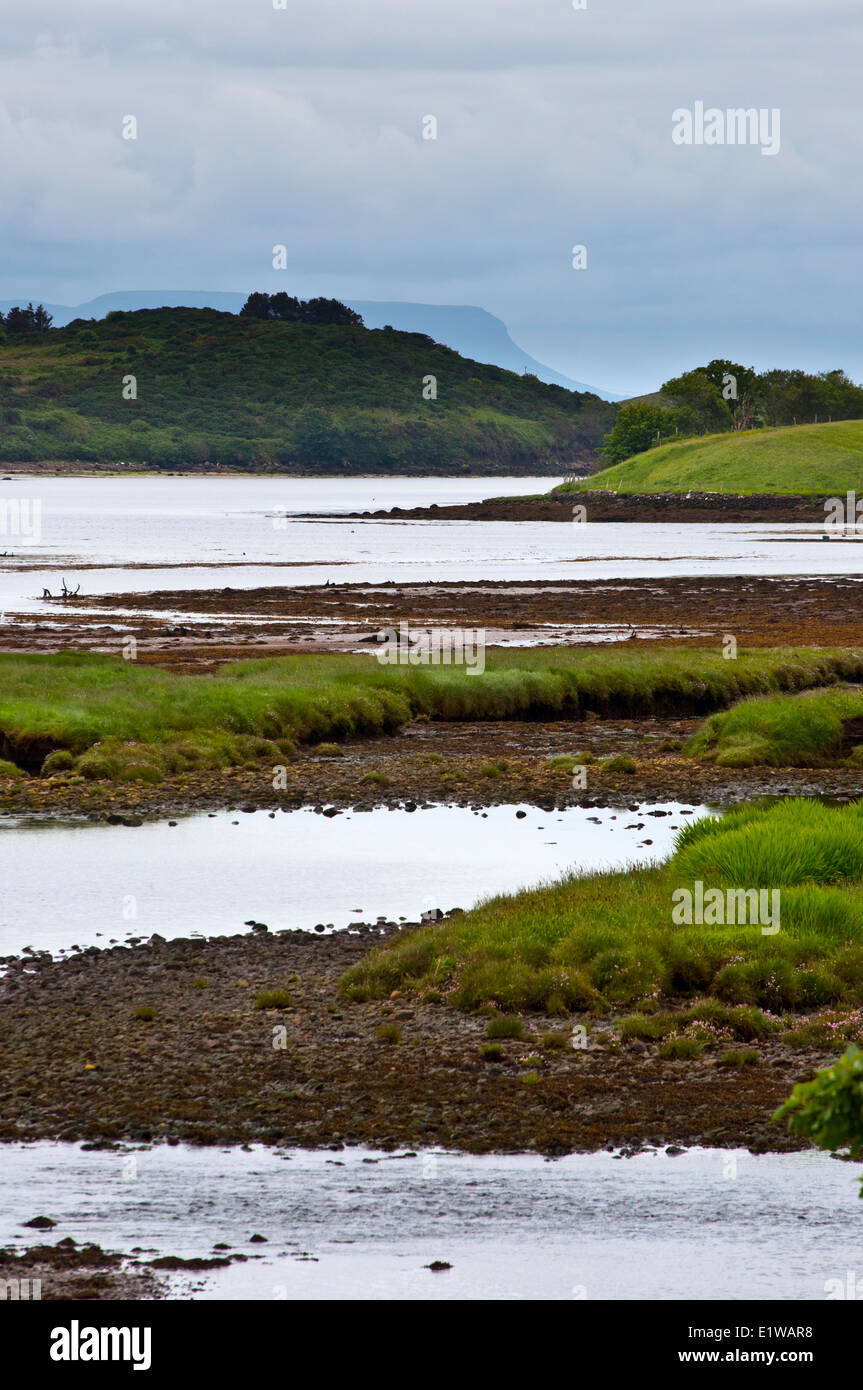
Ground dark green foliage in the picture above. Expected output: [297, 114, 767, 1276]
[0, 305, 615, 472]
[601, 360, 863, 466]
[775, 1045, 863, 1193]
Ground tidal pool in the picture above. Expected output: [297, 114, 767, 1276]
[0, 801, 706, 958]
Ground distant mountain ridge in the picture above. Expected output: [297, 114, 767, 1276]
[0, 291, 619, 400]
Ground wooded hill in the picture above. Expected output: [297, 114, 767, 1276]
[0, 305, 615, 474]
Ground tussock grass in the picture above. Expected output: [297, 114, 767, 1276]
[255, 990, 292, 1010]
[688, 687, 863, 768]
[340, 799, 863, 1020]
[1, 646, 862, 778]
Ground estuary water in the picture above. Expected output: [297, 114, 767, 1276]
[0, 801, 705, 958]
[0, 476, 860, 617]
[1, 1141, 860, 1300]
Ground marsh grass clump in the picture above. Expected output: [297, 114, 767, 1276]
[687, 687, 863, 768]
[41, 749, 75, 775]
[720, 1049, 760, 1067]
[545, 754, 577, 773]
[620, 1003, 775, 1045]
[659, 1037, 702, 1060]
[255, 990, 292, 1010]
[486, 1015, 525, 1040]
[0, 759, 23, 778]
[480, 1043, 503, 1061]
[3, 646, 861, 781]
[376, 1023, 402, 1044]
[134, 1006, 156, 1022]
[479, 759, 509, 779]
[601, 753, 637, 773]
[542, 1031, 571, 1051]
[340, 799, 863, 1027]
[361, 770, 391, 787]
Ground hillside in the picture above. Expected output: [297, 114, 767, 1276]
[0, 307, 616, 474]
[0, 291, 619, 400]
[559, 419, 863, 496]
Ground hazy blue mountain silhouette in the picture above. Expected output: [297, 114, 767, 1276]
[0, 291, 618, 400]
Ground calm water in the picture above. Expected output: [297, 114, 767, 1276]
[2, 1141, 860, 1300]
[0, 801, 704, 958]
[0, 476, 859, 617]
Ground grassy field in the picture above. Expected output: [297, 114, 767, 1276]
[687, 688, 863, 768]
[558, 419, 863, 495]
[340, 799, 863, 1042]
[1, 647, 862, 779]
[0, 307, 615, 472]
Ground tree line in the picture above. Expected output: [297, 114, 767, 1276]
[239, 292, 363, 326]
[602, 359, 863, 465]
[0, 303, 54, 339]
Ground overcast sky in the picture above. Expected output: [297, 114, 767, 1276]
[1, 0, 860, 394]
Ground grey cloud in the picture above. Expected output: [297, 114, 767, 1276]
[1, 0, 861, 394]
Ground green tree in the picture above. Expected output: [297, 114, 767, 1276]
[661, 368, 732, 433]
[300, 297, 362, 327]
[239, 292, 272, 320]
[703, 359, 758, 430]
[601, 401, 677, 465]
[292, 406, 344, 466]
[774, 1045, 863, 1194]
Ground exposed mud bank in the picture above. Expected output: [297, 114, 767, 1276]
[346, 490, 843, 523]
[0, 923, 822, 1156]
[5, 575, 863, 659]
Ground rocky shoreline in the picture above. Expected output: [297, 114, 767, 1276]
[0, 1238, 166, 1301]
